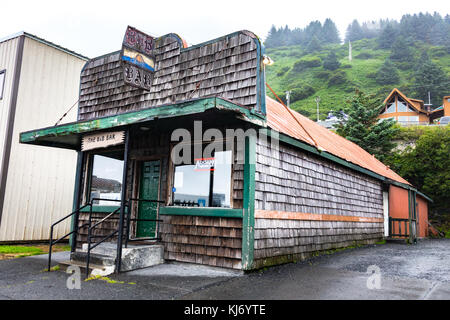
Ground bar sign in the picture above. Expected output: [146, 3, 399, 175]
[81, 131, 125, 151]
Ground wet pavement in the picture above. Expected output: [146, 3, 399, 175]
[0, 239, 448, 300]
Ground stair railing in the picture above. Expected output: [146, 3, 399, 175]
[47, 203, 92, 271]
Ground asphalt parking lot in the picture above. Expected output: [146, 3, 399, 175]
[0, 239, 448, 300]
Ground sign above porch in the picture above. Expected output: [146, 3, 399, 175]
[120, 26, 155, 90]
[81, 131, 125, 151]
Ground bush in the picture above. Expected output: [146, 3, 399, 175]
[276, 66, 290, 77]
[290, 85, 316, 102]
[328, 70, 347, 86]
[315, 70, 331, 80]
[291, 57, 322, 73]
[355, 52, 373, 59]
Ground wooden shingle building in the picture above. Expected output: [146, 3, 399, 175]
[20, 27, 430, 272]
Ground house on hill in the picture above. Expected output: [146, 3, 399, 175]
[379, 88, 450, 125]
[0, 32, 88, 243]
[19, 28, 432, 273]
[379, 88, 432, 125]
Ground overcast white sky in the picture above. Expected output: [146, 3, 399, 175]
[1, 0, 448, 58]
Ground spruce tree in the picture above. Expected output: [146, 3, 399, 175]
[335, 90, 399, 163]
[375, 59, 400, 85]
[323, 51, 341, 71]
[322, 18, 341, 44]
[413, 52, 449, 106]
[377, 24, 398, 49]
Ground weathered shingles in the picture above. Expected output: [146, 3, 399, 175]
[78, 32, 259, 120]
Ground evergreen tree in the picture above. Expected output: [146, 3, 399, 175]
[323, 51, 341, 70]
[322, 18, 341, 44]
[413, 51, 449, 106]
[305, 35, 322, 53]
[264, 25, 280, 48]
[335, 90, 399, 162]
[345, 20, 364, 42]
[377, 23, 398, 49]
[375, 59, 400, 85]
[389, 36, 414, 62]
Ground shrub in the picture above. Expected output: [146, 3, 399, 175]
[328, 70, 347, 86]
[290, 85, 316, 102]
[355, 52, 373, 59]
[315, 71, 331, 80]
[276, 66, 290, 77]
[291, 57, 322, 73]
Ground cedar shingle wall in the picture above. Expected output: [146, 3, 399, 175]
[255, 138, 384, 217]
[253, 219, 383, 268]
[160, 215, 242, 269]
[253, 137, 384, 268]
[78, 31, 259, 121]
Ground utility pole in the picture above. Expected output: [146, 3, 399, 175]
[285, 90, 292, 108]
[315, 96, 320, 122]
[348, 41, 352, 62]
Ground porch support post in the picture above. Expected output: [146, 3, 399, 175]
[116, 129, 130, 273]
[70, 151, 84, 252]
[242, 134, 256, 270]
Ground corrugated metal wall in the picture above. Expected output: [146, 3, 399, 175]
[0, 37, 20, 186]
[0, 36, 87, 241]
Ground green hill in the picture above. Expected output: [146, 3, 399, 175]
[264, 38, 450, 120]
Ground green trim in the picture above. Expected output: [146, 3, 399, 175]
[159, 206, 243, 218]
[20, 97, 265, 150]
[242, 135, 256, 270]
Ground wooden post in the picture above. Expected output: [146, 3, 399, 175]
[242, 134, 256, 270]
[116, 129, 130, 273]
[70, 151, 84, 252]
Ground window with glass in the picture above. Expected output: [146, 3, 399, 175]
[171, 143, 233, 208]
[408, 116, 419, 123]
[384, 103, 396, 114]
[0, 70, 5, 100]
[89, 154, 124, 205]
[397, 100, 408, 112]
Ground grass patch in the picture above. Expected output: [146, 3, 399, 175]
[0, 246, 44, 254]
[0, 244, 71, 260]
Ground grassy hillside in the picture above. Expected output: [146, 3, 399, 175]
[264, 38, 450, 120]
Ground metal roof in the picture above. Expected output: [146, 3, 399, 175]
[0, 31, 89, 61]
[265, 96, 411, 185]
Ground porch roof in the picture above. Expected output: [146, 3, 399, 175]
[19, 97, 265, 150]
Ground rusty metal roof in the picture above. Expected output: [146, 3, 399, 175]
[266, 96, 410, 185]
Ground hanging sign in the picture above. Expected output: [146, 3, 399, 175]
[81, 131, 125, 151]
[120, 26, 155, 90]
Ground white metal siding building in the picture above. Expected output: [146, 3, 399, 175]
[0, 32, 88, 242]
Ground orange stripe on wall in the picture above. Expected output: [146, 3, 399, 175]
[255, 210, 384, 223]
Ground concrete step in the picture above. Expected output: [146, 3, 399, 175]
[58, 260, 115, 277]
[71, 251, 116, 266]
[74, 242, 165, 272]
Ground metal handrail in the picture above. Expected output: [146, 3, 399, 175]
[85, 202, 124, 278]
[47, 203, 92, 271]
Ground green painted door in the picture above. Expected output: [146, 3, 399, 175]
[136, 160, 160, 238]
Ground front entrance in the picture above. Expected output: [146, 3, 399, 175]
[136, 160, 161, 238]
